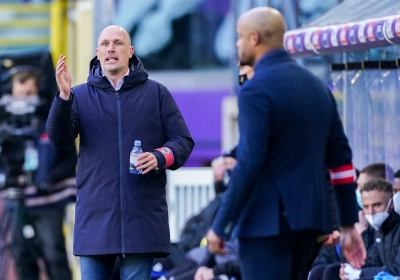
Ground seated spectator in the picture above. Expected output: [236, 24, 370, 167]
[309, 163, 387, 280]
[355, 163, 391, 233]
[309, 222, 376, 280]
[158, 240, 240, 280]
[152, 156, 235, 273]
[194, 254, 241, 280]
[309, 242, 345, 280]
[339, 178, 400, 280]
[157, 152, 240, 280]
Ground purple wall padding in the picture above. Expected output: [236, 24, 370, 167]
[284, 15, 400, 57]
[171, 89, 231, 167]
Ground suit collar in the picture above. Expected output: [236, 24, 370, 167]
[254, 48, 293, 71]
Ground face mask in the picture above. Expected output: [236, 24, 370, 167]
[223, 169, 232, 187]
[356, 189, 363, 209]
[393, 192, 400, 215]
[238, 74, 248, 86]
[365, 198, 392, 230]
[214, 180, 227, 194]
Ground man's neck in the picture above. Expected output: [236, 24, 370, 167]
[107, 72, 127, 87]
[104, 68, 130, 91]
[253, 45, 284, 65]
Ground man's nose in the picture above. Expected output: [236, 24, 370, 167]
[107, 42, 115, 51]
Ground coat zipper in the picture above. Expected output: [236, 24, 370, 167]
[116, 90, 125, 256]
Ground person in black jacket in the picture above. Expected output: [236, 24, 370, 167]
[339, 178, 400, 280]
[152, 156, 233, 275]
[158, 240, 240, 280]
[4, 66, 76, 280]
[308, 164, 386, 280]
[155, 156, 240, 280]
[194, 241, 241, 280]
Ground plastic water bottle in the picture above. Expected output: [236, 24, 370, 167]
[129, 140, 143, 174]
[23, 140, 38, 172]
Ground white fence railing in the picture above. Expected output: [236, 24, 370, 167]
[167, 167, 214, 242]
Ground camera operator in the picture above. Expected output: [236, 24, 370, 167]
[2, 65, 77, 280]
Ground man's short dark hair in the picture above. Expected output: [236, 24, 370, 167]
[10, 65, 42, 89]
[223, 147, 237, 159]
[361, 178, 393, 194]
[395, 169, 400, 179]
[360, 163, 389, 179]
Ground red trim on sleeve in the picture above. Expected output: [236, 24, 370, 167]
[39, 132, 49, 144]
[330, 164, 354, 173]
[156, 147, 174, 168]
[329, 163, 356, 185]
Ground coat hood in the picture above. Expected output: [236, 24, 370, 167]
[87, 55, 148, 89]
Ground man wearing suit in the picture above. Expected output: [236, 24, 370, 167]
[207, 7, 366, 280]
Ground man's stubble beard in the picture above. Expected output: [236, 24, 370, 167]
[105, 65, 124, 76]
[239, 52, 255, 67]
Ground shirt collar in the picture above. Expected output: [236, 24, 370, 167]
[104, 69, 130, 91]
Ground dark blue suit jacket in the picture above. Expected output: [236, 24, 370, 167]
[212, 49, 358, 240]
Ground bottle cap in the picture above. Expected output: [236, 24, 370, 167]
[134, 140, 141, 146]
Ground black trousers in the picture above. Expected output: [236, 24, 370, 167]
[238, 213, 322, 280]
[12, 207, 72, 280]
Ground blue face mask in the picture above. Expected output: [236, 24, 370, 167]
[356, 189, 363, 209]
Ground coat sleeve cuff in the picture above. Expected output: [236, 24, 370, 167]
[155, 147, 174, 168]
[212, 221, 232, 241]
[56, 92, 74, 102]
[329, 163, 359, 226]
[151, 151, 166, 173]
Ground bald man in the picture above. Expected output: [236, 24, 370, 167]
[206, 7, 365, 280]
[47, 25, 194, 279]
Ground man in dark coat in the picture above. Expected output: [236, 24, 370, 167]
[46, 25, 194, 279]
[206, 7, 366, 280]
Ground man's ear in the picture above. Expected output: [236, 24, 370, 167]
[250, 32, 260, 46]
[96, 48, 99, 58]
[129, 46, 134, 58]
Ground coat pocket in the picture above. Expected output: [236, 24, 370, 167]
[76, 159, 87, 189]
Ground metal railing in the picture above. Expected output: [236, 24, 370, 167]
[167, 167, 215, 242]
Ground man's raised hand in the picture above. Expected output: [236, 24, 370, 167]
[55, 54, 72, 100]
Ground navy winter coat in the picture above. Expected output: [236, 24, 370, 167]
[46, 56, 194, 256]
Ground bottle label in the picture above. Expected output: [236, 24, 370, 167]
[24, 150, 39, 171]
[130, 153, 139, 164]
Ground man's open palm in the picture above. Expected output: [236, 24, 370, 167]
[340, 227, 366, 269]
[55, 54, 71, 99]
